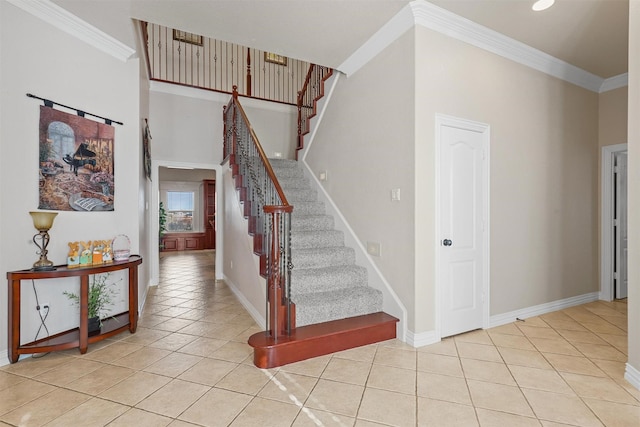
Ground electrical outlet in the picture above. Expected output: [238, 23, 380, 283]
[39, 303, 49, 317]
[274, 152, 283, 158]
[391, 188, 401, 201]
[319, 170, 328, 181]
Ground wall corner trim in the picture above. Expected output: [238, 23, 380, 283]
[339, 0, 606, 93]
[600, 73, 629, 93]
[6, 0, 135, 62]
[406, 329, 439, 348]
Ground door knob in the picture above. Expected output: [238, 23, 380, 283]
[443, 239, 452, 246]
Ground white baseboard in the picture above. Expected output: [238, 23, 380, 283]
[405, 329, 439, 348]
[0, 350, 8, 367]
[222, 275, 266, 330]
[625, 363, 640, 391]
[489, 292, 600, 328]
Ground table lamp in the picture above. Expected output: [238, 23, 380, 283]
[29, 211, 58, 271]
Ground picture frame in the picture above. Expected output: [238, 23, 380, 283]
[173, 29, 203, 46]
[264, 52, 287, 66]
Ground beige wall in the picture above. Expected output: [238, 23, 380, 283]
[0, 3, 143, 358]
[414, 27, 599, 332]
[599, 87, 628, 148]
[626, 0, 640, 378]
[306, 31, 417, 328]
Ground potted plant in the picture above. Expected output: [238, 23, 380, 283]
[64, 273, 117, 336]
[159, 201, 167, 250]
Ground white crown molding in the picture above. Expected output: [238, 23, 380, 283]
[600, 73, 629, 93]
[6, 0, 135, 62]
[340, 0, 612, 93]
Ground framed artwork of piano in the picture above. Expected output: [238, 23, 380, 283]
[38, 106, 115, 211]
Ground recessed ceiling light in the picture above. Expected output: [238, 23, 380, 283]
[532, 0, 555, 11]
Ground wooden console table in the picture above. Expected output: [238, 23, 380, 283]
[6, 255, 142, 363]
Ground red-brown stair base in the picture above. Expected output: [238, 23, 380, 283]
[248, 312, 398, 368]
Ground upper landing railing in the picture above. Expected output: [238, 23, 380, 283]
[141, 22, 310, 106]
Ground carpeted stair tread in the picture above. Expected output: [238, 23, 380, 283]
[291, 230, 345, 249]
[292, 215, 334, 231]
[290, 201, 325, 216]
[290, 265, 368, 294]
[292, 246, 355, 269]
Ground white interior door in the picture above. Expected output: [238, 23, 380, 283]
[438, 116, 489, 338]
[615, 152, 628, 299]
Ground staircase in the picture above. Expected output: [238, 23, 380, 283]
[270, 159, 383, 326]
[248, 158, 398, 368]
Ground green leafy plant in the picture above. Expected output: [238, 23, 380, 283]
[64, 273, 118, 324]
[159, 201, 167, 249]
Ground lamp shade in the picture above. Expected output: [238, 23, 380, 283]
[29, 211, 58, 231]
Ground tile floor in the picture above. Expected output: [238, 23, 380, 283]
[1, 250, 638, 426]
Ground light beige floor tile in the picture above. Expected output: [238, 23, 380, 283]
[454, 329, 493, 345]
[417, 338, 459, 356]
[229, 397, 300, 427]
[143, 352, 203, 377]
[519, 317, 551, 327]
[417, 352, 464, 377]
[216, 364, 272, 395]
[0, 371, 25, 391]
[32, 358, 105, 386]
[417, 371, 471, 405]
[154, 317, 195, 332]
[0, 353, 70, 378]
[467, 379, 534, 417]
[65, 364, 135, 395]
[522, 389, 603, 427]
[293, 408, 355, 426]
[81, 342, 144, 362]
[0, 387, 89, 426]
[45, 397, 129, 427]
[177, 357, 237, 386]
[528, 337, 581, 356]
[572, 341, 627, 362]
[581, 321, 626, 336]
[333, 343, 378, 363]
[119, 327, 171, 346]
[373, 346, 416, 369]
[173, 320, 219, 337]
[99, 371, 172, 405]
[540, 319, 587, 332]
[206, 324, 254, 341]
[258, 371, 318, 405]
[589, 358, 627, 381]
[322, 357, 372, 386]
[555, 329, 607, 345]
[489, 333, 536, 351]
[517, 325, 562, 340]
[583, 397, 640, 426]
[280, 355, 331, 377]
[560, 372, 639, 404]
[597, 333, 628, 354]
[178, 387, 252, 427]
[305, 379, 364, 417]
[358, 388, 416, 426]
[138, 314, 172, 328]
[111, 346, 172, 370]
[209, 341, 253, 363]
[417, 397, 479, 427]
[542, 353, 607, 377]
[147, 332, 199, 351]
[108, 408, 173, 427]
[136, 379, 210, 418]
[176, 336, 228, 356]
[487, 323, 525, 336]
[456, 342, 502, 363]
[461, 358, 516, 386]
[508, 365, 574, 394]
[475, 408, 542, 427]
[367, 364, 415, 395]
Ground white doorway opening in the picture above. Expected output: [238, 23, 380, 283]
[601, 143, 628, 301]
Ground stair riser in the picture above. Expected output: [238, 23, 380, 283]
[294, 292, 383, 327]
[290, 266, 368, 294]
[291, 231, 344, 249]
[292, 216, 334, 231]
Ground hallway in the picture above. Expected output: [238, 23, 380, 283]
[0, 250, 638, 426]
